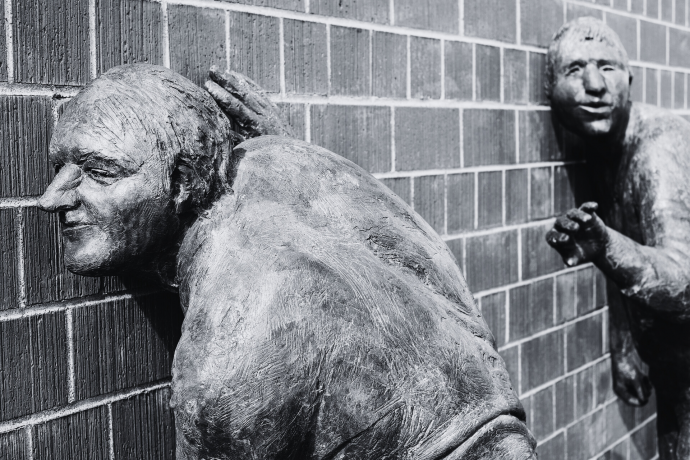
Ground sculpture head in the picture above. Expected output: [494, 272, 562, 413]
[38, 64, 236, 277]
[546, 17, 633, 138]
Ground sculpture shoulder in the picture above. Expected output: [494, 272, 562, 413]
[628, 103, 690, 168]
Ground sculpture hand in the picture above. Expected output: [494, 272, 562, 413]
[611, 347, 652, 406]
[545, 202, 609, 267]
[205, 66, 295, 139]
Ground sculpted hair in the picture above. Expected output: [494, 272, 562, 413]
[53, 64, 238, 215]
[545, 17, 631, 97]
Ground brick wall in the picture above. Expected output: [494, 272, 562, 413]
[0, 0, 684, 458]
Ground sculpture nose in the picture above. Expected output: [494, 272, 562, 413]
[583, 65, 606, 95]
[38, 164, 82, 212]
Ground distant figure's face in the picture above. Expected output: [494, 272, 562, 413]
[550, 39, 631, 137]
[38, 109, 178, 276]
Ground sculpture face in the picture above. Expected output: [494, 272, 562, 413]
[39, 114, 178, 276]
[550, 39, 631, 137]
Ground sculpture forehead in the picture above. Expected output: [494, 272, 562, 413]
[553, 38, 627, 67]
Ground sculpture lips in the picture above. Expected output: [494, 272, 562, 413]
[579, 103, 612, 115]
[61, 221, 93, 236]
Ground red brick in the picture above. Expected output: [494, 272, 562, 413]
[522, 222, 565, 279]
[670, 28, 690, 68]
[445, 238, 464, 272]
[111, 388, 176, 460]
[413, 175, 445, 234]
[595, 358, 615, 406]
[537, 431, 566, 459]
[593, 0, 612, 5]
[604, 400, 633, 448]
[529, 53, 548, 106]
[227, 11, 280, 92]
[465, 231, 519, 292]
[606, 13, 638, 61]
[464, 0, 517, 43]
[612, 0, 628, 9]
[284, 20, 328, 95]
[554, 164, 594, 215]
[631, 0, 645, 14]
[410, 37, 442, 100]
[380, 177, 411, 204]
[476, 45, 500, 102]
[521, 330, 564, 390]
[566, 4, 604, 21]
[480, 292, 507, 347]
[444, 41, 473, 101]
[13, 0, 89, 85]
[556, 271, 577, 324]
[447, 173, 474, 233]
[519, 111, 560, 163]
[331, 26, 370, 96]
[674, 72, 686, 109]
[464, 109, 515, 166]
[32, 406, 109, 460]
[395, 108, 460, 170]
[0, 312, 68, 422]
[647, 0, 660, 18]
[95, 0, 163, 75]
[22, 208, 100, 305]
[504, 49, 528, 104]
[530, 167, 552, 220]
[520, 0, 564, 48]
[168, 5, 226, 87]
[0, 210, 19, 311]
[601, 439, 629, 460]
[631, 66, 645, 103]
[629, 421, 658, 460]
[372, 32, 407, 98]
[73, 293, 182, 400]
[574, 366, 595, 419]
[310, 0, 388, 23]
[499, 346, 520, 393]
[477, 171, 502, 229]
[677, 0, 687, 26]
[567, 314, 604, 371]
[0, 96, 54, 198]
[394, 0, 459, 34]
[506, 169, 529, 225]
[276, 102, 306, 140]
[577, 266, 596, 315]
[220, 0, 304, 11]
[0, 429, 29, 460]
[663, 0, 674, 23]
[531, 386, 555, 441]
[645, 68, 659, 106]
[0, 5, 6, 81]
[556, 375, 576, 429]
[595, 269, 607, 307]
[567, 407, 607, 460]
[640, 21, 667, 65]
[310, 105, 391, 173]
[509, 278, 554, 340]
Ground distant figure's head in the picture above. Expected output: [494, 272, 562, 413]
[546, 17, 632, 138]
[38, 64, 236, 276]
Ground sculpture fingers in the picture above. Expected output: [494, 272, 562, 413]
[209, 67, 271, 113]
[579, 201, 599, 214]
[566, 207, 594, 226]
[554, 215, 580, 233]
[205, 80, 265, 137]
[546, 229, 583, 266]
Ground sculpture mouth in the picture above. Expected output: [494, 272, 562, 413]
[61, 222, 94, 235]
[578, 103, 612, 115]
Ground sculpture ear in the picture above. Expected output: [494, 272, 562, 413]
[171, 162, 195, 215]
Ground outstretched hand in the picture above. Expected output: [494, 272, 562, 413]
[546, 202, 609, 267]
[205, 66, 295, 139]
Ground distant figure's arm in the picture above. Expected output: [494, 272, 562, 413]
[546, 142, 690, 313]
[205, 66, 295, 138]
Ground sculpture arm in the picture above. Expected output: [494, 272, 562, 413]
[594, 225, 690, 312]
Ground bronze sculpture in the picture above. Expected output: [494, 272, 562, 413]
[38, 64, 536, 459]
[545, 17, 690, 459]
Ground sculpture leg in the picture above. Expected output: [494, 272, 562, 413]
[652, 366, 690, 460]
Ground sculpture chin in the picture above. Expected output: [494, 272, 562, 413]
[62, 227, 127, 276]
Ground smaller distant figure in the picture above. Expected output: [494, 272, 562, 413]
[545, 17, 690, 459]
